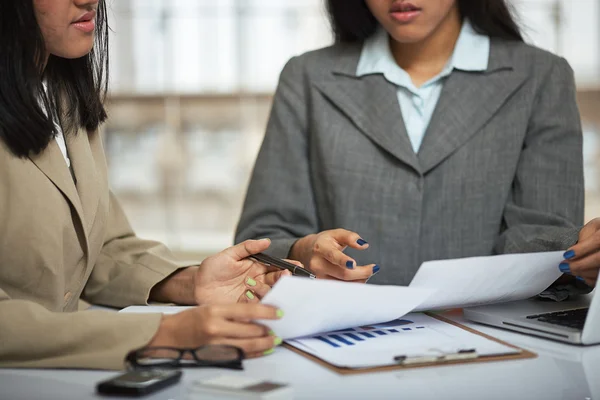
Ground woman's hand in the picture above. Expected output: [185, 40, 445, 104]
[193, 239, 298, 305]
[560, 218, 600, 286]
[289, 229, 379, 281]
[148, 303, 284, 358]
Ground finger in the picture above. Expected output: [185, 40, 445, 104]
[259, 269, 292, 287]
[567, 231, 600, 261]
[315, 238, 357, 269]
[223, 239, 271, 261]
[312, 257, 376, 281]
[328, 229, 368, 250]
[578, 218, 600, 242]
[214, 320, 271, 339]
[246, 277, 273, 299]
[211, 336, 280, 356]
[212, 303, 283, 321]
[238, 289, 260, 304]
[566, 252, 600, 275]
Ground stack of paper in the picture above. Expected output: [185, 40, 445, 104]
[121, 251, 564, 368]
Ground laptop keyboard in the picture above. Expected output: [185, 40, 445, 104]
[526, 308, 588, 330]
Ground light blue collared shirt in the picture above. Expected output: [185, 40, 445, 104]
[356, 20, 490, 153]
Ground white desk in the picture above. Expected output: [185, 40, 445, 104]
[1, 313, 598, 400]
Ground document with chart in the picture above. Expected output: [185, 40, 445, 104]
[285, 313, 519, 369]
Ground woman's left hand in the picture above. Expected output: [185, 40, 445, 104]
[560, 218, 600, 286]
[193, 238, 299, 304]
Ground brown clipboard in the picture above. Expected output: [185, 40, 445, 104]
[283, 313, 537, 375]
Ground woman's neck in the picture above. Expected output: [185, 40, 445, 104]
[389, 8, 462, 87]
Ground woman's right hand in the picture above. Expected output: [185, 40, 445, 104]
[147, 303, 283, 358]
[289, 229, 379, 281]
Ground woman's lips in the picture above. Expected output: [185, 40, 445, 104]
[72, 10, 96, 33]
[389, 2, 422, 23]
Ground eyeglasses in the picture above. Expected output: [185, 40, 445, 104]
[126, 345, 244, 370]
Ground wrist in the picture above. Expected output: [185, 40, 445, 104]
[149, 266, 199, 305]
[290, 234, 316, 267]
[147, 314, 177, 348]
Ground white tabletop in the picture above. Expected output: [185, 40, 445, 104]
[1, 313, 598, 400]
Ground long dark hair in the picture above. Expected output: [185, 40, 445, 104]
[0, 0, 109, 157]
[326, 0, 523, 43]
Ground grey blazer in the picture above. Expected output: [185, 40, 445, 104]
[235, 39, 584, 286]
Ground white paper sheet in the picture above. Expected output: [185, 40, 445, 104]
[258, 276, 433, 340]
[286, 313, 520, 369]
[410, 251, 564, 311]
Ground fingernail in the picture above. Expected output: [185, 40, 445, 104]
[346, 260, 354, 269]
[276, 309, 284, 318]
[245, 291, 255, 300]
[372, 265, 380, 274]
[274, 337, 283, 346]
[263, 349, 275, 356]
[559, 263, 571, 274]
[246, 277, 257, 287]
[357, 239, 368, 246]
[576, 276, 586, 282]
[268, 330, 276, 336]
[257, 238, 271, 243]
[563, 250, 575, 260]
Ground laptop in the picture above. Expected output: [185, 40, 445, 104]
[463, 289, 600, 345]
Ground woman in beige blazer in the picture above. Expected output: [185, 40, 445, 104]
[0, 0, 290, 369]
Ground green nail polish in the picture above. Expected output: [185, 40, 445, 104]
[274, 337, 283, 346]
[246, 277, 257, 287]
[269, 330, 276, 336]
[245, 291, 255, 300]
[276, 309, 284, 318]
[263, 348, 275, 356]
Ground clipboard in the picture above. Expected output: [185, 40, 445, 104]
[283, 313, 537, 375]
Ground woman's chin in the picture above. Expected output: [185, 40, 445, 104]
[51, 43, 94, 60]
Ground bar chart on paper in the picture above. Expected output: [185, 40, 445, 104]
[314, 319, 428, 348]
[286, 313, 520, 369]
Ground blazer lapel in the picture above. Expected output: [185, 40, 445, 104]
[314, 43, 421, 174]
[29, 139, 85, 223]
[418, 42, 528, 174]
[66, 128, 101, 234]
[314, 75, 420, 174]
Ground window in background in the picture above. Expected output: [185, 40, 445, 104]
[105, 0, 331, 257]
[105, 0, 600, 257]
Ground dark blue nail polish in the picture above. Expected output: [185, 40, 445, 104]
[559, 263, 571, 274]
[563, 250, 575, 260]
[372, 265, 380, 274]
[346, 261, 354, 269]
[357, 239, 368, 246]
[576, 276, 586, 282]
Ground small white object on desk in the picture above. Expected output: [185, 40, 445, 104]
[187, 375, 293, 400]
[119, 306, 193, 314]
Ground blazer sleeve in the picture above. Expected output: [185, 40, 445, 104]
[82, 191, 199, 308]
[494, 57, 584, 254]
[235, 56, 319, 258]
[0, 289, 162, 369]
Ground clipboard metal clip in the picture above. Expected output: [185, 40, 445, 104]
[393, 349, 478, 366]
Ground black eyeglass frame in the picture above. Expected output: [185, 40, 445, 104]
[126, 345, 245, 370]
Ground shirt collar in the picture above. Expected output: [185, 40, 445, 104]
[356, 19, 490, 81]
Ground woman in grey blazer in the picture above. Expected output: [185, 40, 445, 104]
[236, 0, 590, 286]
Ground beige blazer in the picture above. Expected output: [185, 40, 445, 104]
[0, 127, 195, 369]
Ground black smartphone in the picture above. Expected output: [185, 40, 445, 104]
[96, 370, 182, 397]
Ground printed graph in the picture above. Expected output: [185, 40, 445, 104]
[314, 319, 427, 348]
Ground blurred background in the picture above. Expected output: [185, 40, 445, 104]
[105, 0, 600, 259]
